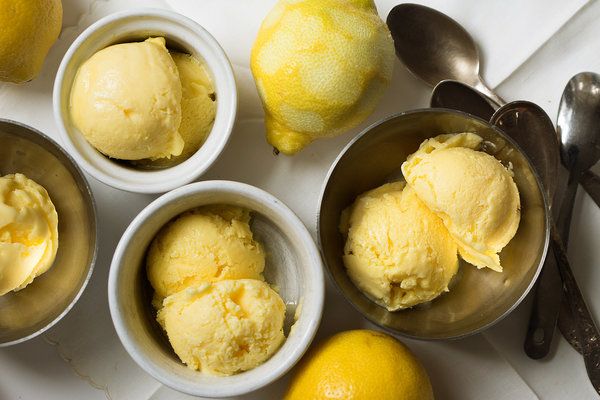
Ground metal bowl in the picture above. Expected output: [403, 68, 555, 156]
[318, 109, 549, 340]
[0, 119, 97, 346]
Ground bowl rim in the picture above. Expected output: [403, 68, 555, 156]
[0, 118, 98, 347]
[52, 8, 237, 194]
[108, 180, 325, 397]
[317, 107, 550, 340]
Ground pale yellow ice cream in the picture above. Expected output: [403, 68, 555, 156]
[157, 279, 286, 376]
[341, 182, 459, 311]
[147, 206, 265, 306]
[0, 174, 58, 295]
[141, 52, 216, 167]
[70, 37, 184, 160]
[402, 133, 521, 272]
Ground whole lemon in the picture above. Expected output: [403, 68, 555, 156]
[0, 0, 62, 83]
[285, 330, 434, 400]
[251, 0, 395, 155]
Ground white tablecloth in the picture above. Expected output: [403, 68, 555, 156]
[1, 0, 600, 399]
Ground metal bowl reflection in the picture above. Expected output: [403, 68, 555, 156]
[0, 119, 97, 346]
[318, 109, 549, 339]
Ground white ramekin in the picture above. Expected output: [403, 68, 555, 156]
[53, 9, 237, 193]
[108, 181, 325, 397]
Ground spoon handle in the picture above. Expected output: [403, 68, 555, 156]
[524, 248, 563, 358]
[550, 226, 600, 394]
[474, 80, 506, 107]
[580, 170, 600, 208]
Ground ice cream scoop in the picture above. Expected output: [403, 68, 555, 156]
[341, 182, 459, 311]
[0, 173, 59, 295]
[402, 133, 520, 272]
[70, 37, 184, 160]
[140, 52, 216, 167]
[157, 279, 286, 376]
[147, 206, 265, 306]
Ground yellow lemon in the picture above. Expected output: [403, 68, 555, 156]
[0, 0, 62, 83]
[251, 0, 394, 155]
[285, 330, 434, 400]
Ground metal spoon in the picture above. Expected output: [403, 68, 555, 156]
[555, 72, 600, 357]
[491, 102, 559, 200]
[491, 101, 600, 392]
[490, 102, 563, 359]
[431, 80, 496, 121]
[387, 3, 505, 106]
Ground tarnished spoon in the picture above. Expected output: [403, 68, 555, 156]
[555, 72, 600, 357]
[431, 80, 496, 121]
[490, 102, 562, 359]
[387, 3, 505, 106]
[492, 101, 600, 393]
[491, 102, 559, 199]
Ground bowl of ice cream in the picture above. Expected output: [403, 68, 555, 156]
[53, 9, 236, 193]
[318, 109, 549, 339]
[0, 119, 97, 346]
[108, 181, 324, 397]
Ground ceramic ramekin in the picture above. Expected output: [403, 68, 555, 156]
[108, 181, 325, 397]
[53, 9, 237, 193]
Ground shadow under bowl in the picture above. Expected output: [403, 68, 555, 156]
[318, 109, 549, 340]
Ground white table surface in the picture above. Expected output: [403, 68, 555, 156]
[1, 0, 600, 399]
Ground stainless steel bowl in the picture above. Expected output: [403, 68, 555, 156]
[0, 119, 97, 346]
[318, 109, 549, 339]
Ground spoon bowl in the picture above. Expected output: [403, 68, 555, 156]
[491, 101, 560, 201]
[431, 80, 496, 121]
[557, 72, 600, 173]
[387, 3, 504, 105]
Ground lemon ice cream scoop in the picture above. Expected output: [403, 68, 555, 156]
[147, 206, 265, 306]
[251, 0, 395, 155]
[70, 37, 184, 160]
[402, 133, 521, 272]
[0, 174, 58, 295]
[157, 279, 286, 376]
[141, 52, 216, 167]
[341, 182, 458, 311]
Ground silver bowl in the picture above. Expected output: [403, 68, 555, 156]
[0, 119, 97, 346]
[318, 109, 549, 339]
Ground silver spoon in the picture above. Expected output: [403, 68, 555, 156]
[435, 83, 600, 358]
[555, 72, 600, 357]
[431, 80, 496, 121]
[490, 102, 563, 359]
[386, 3, 505, 106]
[491, 101, 600, 392]
[491, 102, 559, 210]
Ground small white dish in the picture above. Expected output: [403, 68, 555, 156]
[108, 181, 325, 398]
[53, 9, 237, 193]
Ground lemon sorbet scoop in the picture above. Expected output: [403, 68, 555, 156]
[70, 37, 184, 160]
[402, 133, 521, 272]
[0, 174, 59, 295]
[140, 52, 216, 167]
[251, 0, 395, 155]
[147, 206, 265, 307]
[157, 279, 286, 376]
[341, 182, 459, 310]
